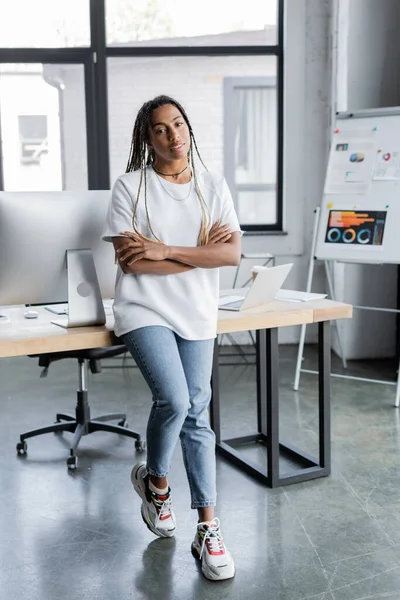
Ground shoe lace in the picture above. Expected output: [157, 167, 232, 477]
[153, 493, 174, 528]
[196, 517, 224, 558]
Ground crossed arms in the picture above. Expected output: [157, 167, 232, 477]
[112, 222, 241, 275]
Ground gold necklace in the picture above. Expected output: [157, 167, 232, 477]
[155, 171, 193, 201]
[152, 163, 189, 177]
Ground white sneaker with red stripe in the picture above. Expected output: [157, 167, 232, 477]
[131, 462, 176, 538]
[191, 518, 235, 581]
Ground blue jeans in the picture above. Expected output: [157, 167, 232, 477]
[122, 326, 216, 509]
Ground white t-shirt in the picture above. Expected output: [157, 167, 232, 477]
[102, 167, 241, 340]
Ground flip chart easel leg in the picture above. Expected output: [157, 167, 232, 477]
[294, 323, 307, 391]
[294, 208, 321, 391]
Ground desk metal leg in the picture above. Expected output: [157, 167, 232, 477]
[266, 328, 280, 487]
[319, 320, 331, 472]
[211, 323, 332, 488]
[210, 338, 221, 443]
[256, 330, 267, 436]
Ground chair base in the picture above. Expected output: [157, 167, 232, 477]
[17, 406, 145, 470]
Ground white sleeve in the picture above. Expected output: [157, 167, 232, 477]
[102, 178, 135, 242]
[219, 178, 243, 235]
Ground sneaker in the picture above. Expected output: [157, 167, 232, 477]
[191, 518, 235, 581]
[131, 461, 176, 538]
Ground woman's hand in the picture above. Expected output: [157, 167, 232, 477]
[117, 232, 169, 265]
[207, 221, 232, 245]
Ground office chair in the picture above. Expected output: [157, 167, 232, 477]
[16, 345, 146, 470]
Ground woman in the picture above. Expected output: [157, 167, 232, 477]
[103, 95, 241, 581]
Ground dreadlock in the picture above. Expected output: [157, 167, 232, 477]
[125, 95, 211, 246]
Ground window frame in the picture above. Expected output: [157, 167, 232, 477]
[0, 0, 284, 231]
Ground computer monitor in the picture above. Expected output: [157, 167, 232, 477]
[0, 191, 117, 327]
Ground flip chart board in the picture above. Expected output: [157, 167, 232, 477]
[315, 108, 400, 264]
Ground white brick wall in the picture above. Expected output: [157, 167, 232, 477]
[107, 55, 276, 183]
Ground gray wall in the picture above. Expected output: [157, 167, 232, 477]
[348, 0, 400, 109]
[332, 0, 400, 359]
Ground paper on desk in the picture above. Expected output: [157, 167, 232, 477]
[276, 290, 327, 303]
[218, 295, 245, 307]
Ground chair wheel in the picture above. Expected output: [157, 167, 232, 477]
[135, 440, 146, 452]
[118, 419, 128, 428]
[16, 441, 27, 455]
[67, 456, 78, 471]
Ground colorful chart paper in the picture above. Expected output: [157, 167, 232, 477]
[325, 210, 387, 246]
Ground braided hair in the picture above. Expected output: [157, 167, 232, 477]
[125, 95, 211, 246]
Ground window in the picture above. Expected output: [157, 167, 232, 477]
[224, 77, 277, 226]
[106, 0, 278, 45]
[0, 0, 90, 47]
[105, 0, 283, 230]
[0, 64, 88, 191]
[0, 0, 283, 221]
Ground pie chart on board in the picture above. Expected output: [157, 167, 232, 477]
[382, 153, 391, 161]
[349, 153, 365, 163]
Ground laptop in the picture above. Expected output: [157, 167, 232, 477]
[219, 263, 293, 312]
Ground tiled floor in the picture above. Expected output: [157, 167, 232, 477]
[1, 346, 400, 600]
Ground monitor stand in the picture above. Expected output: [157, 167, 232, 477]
[51, 249, 106, 329]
